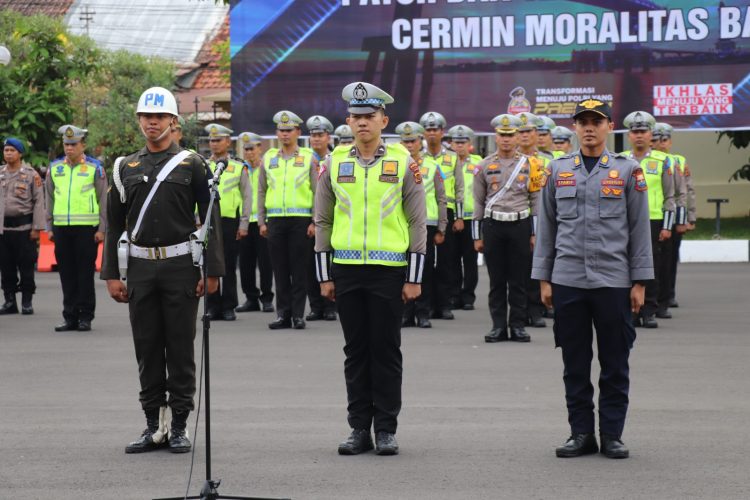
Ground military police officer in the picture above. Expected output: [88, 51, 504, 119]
[622, 111, 675, 328]
[533, 99, 653, 459]
[448, 124, 483, 310]
[46, 125, 108, 332]
[257, 110, 318, 330]
[0, 138, 45, 315]
[420, 111, 464, 319]
[236, 132, 275, 313]
[397, 121, 447, 329]
[315, 82, 426, 456]
[473, 114, 541, 343]
[334, 124, 354, 146]
[204, 123, 252, 321]
[305, 115, 337, 321]
[102, 86, 224, 454]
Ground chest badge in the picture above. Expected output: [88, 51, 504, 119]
[558, 171, 574, 178]
[382, 161, 398, 176]
[337, 162, 356, 183]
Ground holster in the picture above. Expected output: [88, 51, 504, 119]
[189, 229, 203, 268]
[117, 231, 129, 281]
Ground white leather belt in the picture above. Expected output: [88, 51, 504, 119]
[130, 241, 192, 260]
[485, 208, 530, 222]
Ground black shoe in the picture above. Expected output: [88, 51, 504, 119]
[600, 434, 629, 459]
[642, 315, 659, 328]
[556, 433, 598, 458]
[222, 310, 237, 321]
[125, 408, 168, 454]
[0, 296, 18, 315]
[632, 314, 642, 328]
[449, 301, 462, 310]
[21, 294, 33, 315]
[168, 410, 191, 453]
[669, 299, 679, 308]
[417, 317, 432, 328]
[261, 301, 275, 313]
[438, 309, 454, 320]
[375, 431, 399, 456]
[462, 303, 475, 311]
[268, 317, 291, 330]
[306, 310, 324, 321]
[402, 316, 416, 328]
[292, 317, 306, 330]
[510, 327, 531, 342]
[484, 328, 508, 343]
[55, 320, 78, 332]
[529, 316, 547, 328]
[77, 320, 92, 332]
[207, 310, 221, 321]
[338, 429, 374, 455]
[655, 309, 672, 319]
[542, 308, 555, 318]
[324, 310, 338, 321]
[235, 300, 260, 312]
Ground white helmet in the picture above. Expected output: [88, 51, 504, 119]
[136, 87, 178, 116]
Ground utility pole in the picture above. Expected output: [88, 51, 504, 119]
[79, 5, 95, 37]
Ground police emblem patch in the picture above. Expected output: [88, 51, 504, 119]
[441, 155, 452, 166]
[609, 169, 619, 178]
[382, 161, 398, 176]
[65, 127, 74, 138]
[420, 167, 428, 176]
[280, 113, 290, 123]
[491, 182, 499, 191]
[646, 161, 658, 174]
[339, 162, 355, 177]
[269, 157, 279, 168]
[404, 124, 413, 134]
[353, 83, 368, 100]
[55, 165, 65, 175]
[580, 99, 604, 109]
[294, 156, 305, 167]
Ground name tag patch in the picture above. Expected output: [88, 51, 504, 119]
[555, 179, 576, 187]
[601, 178, 625, 187]
[379, 175, 399, 183]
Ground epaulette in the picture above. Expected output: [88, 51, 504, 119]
[650, 150, 668, 161]
[610, 152, 627, 159]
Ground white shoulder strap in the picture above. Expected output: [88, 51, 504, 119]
[112, 156, 126, 203]
[484, 155, 527, 209]
[130, 150, 192, 242]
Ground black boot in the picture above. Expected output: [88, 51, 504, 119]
[0, 293, 18, 315]
[21, 292, 33, 315]
[169, 410, 192, 453]
[125, 407, 168, 454]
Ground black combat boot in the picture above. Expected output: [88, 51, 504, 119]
[125, 408, 168, 453]
[0, 293, 18, 315]
[21, 292, 33, 315]
[169, 410, 192, 453]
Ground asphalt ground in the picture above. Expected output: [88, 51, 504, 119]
[1, 263, 749, 500]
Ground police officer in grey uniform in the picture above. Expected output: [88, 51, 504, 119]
[0, 138, 45, 315]
[102, 87, 224, 454]
[551, 126, 575, 158]
[532, 99, 653, 459]
[473, 114, 541, 343]
[315, 82, 426, 456]
[334, 124, 354, 146]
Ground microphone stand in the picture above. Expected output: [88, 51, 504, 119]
[155, 160, 290, 500]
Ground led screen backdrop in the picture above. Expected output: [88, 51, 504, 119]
[231, 0, 750, 134]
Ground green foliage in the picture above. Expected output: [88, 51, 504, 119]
[717, 131, 750, 182]
[0, 11, 99, 167]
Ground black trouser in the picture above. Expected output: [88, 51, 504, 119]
[127, 254, 201, 412]
[552, 284, 635, 437]
[668, 231, 683, 302]
[435, 208, 461, 309]
[456, 221, 478, 307]
[208, 217, 239, 313]
[333, 264, 405, 434]
[53, 225, 97, 322]
[483, 218, 530, 329]
[0, 229, 37, 296]
[266, 217, 309, 319]
[306, 236, 335, 314]
[644, 220, 672, 316]
[404, 226, 437, 321]
[238, 222, 274, 305]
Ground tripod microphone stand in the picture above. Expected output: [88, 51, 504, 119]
[155, 160, 290, 500]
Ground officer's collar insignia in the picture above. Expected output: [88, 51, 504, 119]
[349, 146, 358, 157]
[581, 99, 604, 109]
[353, 83, 367, 100]
[376, 145, 386, 156]
[558, 171, 574, 178]
[601, 154, 609, 166]
[127, 161, 140, 168]
[574, 155, 581, 167]
[65, 127, 74, 137]
[609, 169, 619, 178]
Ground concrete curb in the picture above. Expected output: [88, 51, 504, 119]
[680, 240, 750, 263]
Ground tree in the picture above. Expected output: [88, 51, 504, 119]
[0, 11, 99, 167]
[717, 131, 750, 182]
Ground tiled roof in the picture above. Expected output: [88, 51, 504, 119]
[192, 14, 229, 90]
[0, 0, 74, 17]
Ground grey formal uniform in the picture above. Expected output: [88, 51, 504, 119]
[531, 149, 653, 438]
[472, 152, 541, 333]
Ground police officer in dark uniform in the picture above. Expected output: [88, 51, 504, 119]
[0, 138, 45, 315]
[315, 82, 426, 456]
[45, 125, 108, 332]
[101, 87, 224, 454]
[533, 99, 653, 459]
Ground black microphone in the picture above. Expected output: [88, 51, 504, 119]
[210, 159, 227, 185]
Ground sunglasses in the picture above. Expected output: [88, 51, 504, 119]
[244, 146, 256, 151]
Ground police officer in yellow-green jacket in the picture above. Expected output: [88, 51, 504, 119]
[45, 125, 108, 332]
[257, 110, 318, 330]
[204, 123, 252, 321]
[551, 126, 574, 159]
[315, 82, 426, 456]
[622, 111, 675, 328]
[448, 124, 482, 310]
